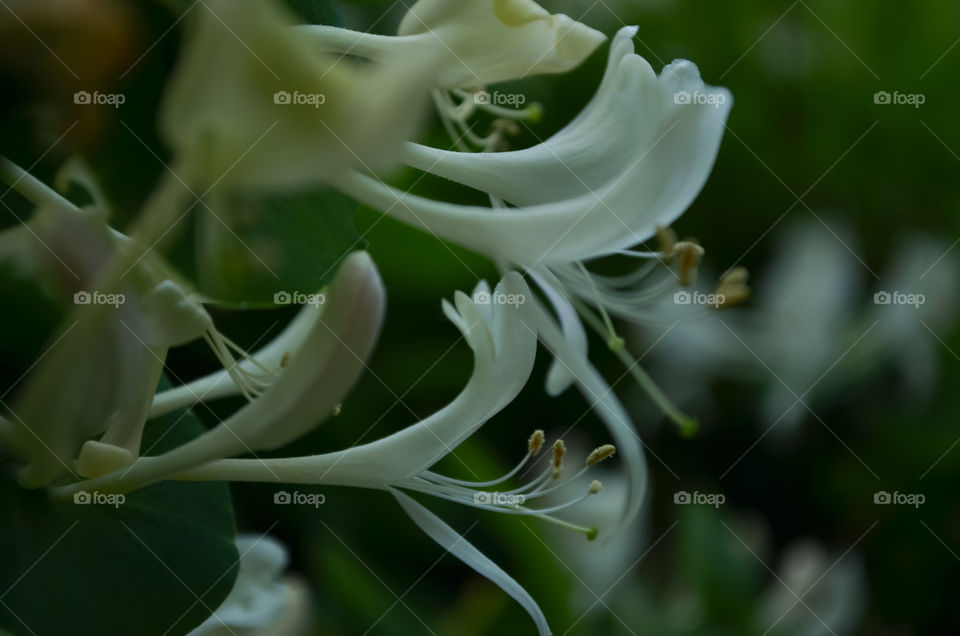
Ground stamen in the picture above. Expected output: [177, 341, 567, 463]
[714, 266, 751, 309]
[588, 479, 603, 494]
[574, 301, 699, 437]
[528, 429, 545, 456]
[657, 225, 678, 255]
[551, 440, 566, 479]
[674, 241, 705, 286]
[575, 262, 626, 351]
[586, 444, 616, 466]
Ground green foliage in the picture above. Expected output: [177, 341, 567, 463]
[0, 379, 239, 636]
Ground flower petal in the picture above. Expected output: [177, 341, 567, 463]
[519, 293, 648, 531]
[299, 0, 605, 89]
[348, 26, 730, 264]
[149, 303, 323, 417]
[167, 273, 537, 490]
[160, 0, 430, 192]
[60, 251, 385, 495]
[392, 489, 551, 636]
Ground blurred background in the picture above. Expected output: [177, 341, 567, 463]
[2, 0, 959, 634]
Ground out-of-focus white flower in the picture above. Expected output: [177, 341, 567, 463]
[299, 0, 606, 89]
[160, 0, 431, 193]
[190, 534, 312, 636]
[758, 540, 866, 636]
[57, 251, 385, 494]
[648, 218, 959, 433]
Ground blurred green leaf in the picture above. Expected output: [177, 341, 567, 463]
[192, 187, 363, 307]
[0, 377, 238, 636]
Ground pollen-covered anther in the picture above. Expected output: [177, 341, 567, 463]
[528, 429, 545, 456]
[588, 479, 603, 495]
[714, 266, 751, 309]
[551, 439, 566, 479]
[586, 444, 616, 466]
[673, 241, 705, 286]
[656, 225, 678, 256]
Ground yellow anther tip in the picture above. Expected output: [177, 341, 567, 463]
[586, 444, 616, 466]
[528, 429, 545, 456]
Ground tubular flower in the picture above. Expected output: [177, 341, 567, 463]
[159, 0, 432, 193]
[298, 0, 606, 89]
[55, 250, 385, 493]
[337, 26, 731, 430]
[58, 274, 627, 636]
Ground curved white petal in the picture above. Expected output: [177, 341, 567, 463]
[11, 208, 209, 487]
[299, 0, 605, 89]
[149, 304, 322, 417]
[401, 26, 731, 206]
[170, 273, 538, 489]
[530, 269, 587, 396]
[61, 252, 385, 495]
[392, 489, 551, 636]
[338, 29, 730, 265]
[160, 0, 430, 192]
[519, 293, 647, 531]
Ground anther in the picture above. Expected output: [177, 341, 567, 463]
[528, 430, 545, 456]
[586, 444, 616, 466]
[674, 241, 705, 286]
[551, 440, 566, 479]
[656, 225, 678, 256]
[588, 480, 603, 495]
[714, 266, 751, 309]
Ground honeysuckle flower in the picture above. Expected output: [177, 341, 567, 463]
[62, 274, 627, 635]
[337, 26, 729, 430]
[0, 159, 318, 488]
[6, 203, 210, 487]
[57, 250, 385, 492]
[648, 219, 959, 433]
[190, 534, 312, 636]
[341, 26, 730, 266]
[299, 0, 606, 89]
[159, 0, 432, 194]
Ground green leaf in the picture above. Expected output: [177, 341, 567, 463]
[0, 378, 239, 636]
[194, 187, 363, 307]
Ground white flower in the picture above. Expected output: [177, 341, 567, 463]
[190, 534, 312, 636]
[649, 219, 959, 433]
[299, 0, 606, 89]
[337, 26, 728, 425]
[71, 274, 623, 635]
[344, 26, 730, 265]
[57, 250, 385, 493]
[160, 0, 432, 193]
